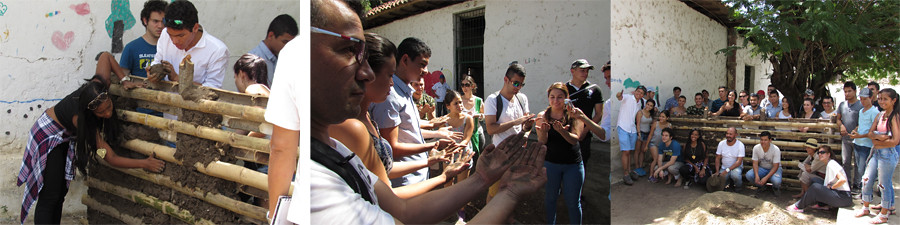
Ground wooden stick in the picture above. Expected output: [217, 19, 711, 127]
[121, 139, 182, 165]
[110, 84, 267, 123]
[85, 178, 216, 225]
[118, 109, 270, 153]
[223, 116, 274, 135]
[671, 126, 841, 140]
[194, 161, 270, 192]
[126, 75, 268, 107]
[95, 158, 268, 221]
[81, 194, 145, 225]
[178, 55, 194, 95]
[669, 117, 839, 129]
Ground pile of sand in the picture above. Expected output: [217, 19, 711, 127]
[670, 191, 805, 225]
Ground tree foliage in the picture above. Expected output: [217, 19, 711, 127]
[725, 0, 898, 114]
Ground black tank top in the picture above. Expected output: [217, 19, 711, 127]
[53, 88, 83, 133]
[545, 119, 581, 164]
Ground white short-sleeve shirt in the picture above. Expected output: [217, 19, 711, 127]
[484, 92, 529, 146]
[151, 27, 230, 89]
[716, 139, 746, 170]
[751, 143, 781, 170]
[310, 138, 394, 224]
[617, 94, 641, 133]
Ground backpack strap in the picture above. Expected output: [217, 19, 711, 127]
[310, 138, 374, 204]
[494, 91, 505, 117]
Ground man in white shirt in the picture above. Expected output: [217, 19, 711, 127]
[714, 127, 746, 192]
[484, 63, 535, 202]
[432, 74, 449, 117]
[615, 86, 646, 185]
[744, 131, 782, 197]
[149, 0, 229, 89]
[302, 2, 548, 224]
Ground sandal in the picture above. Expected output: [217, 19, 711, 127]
[856, 208, 871, 218]
[870, 205, 896, 215]
[869, 213, 888, 224]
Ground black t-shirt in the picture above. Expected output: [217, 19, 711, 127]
[683, 141, 707, 164]
[567, 81, 603, 118]
[53, 88, 84, 132]
[544, 118, 582, 164]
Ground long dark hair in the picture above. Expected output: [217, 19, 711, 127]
[689, 128, 706, 154]
[233, 53, 269, 88]
[74, 80, 121, 175]
[880, 88, 899, 134]
[365, 32, 397, 74]
[819, 145, 840, 166]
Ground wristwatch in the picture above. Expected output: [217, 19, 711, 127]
[725, 168, 731, 173]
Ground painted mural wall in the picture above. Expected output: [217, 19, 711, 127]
[609, 0, 772, 179]
[367, 0, 611, 114]
[0, 0, 298, 222]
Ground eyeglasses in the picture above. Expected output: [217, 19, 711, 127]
[816, 151, 828, 155]
[461, 82, 473, 87]
[311, 27, 367, 65]
[512, 81, 525, 88]
[87, 92, 109, 111]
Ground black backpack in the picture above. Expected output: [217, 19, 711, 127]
[494, 91, 526, 120]
[311, 138, 374, 204]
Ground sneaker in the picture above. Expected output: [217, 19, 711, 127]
[648, 176, 659, 183]
[624, 175, 634, 185]
[683, 181, 691, 190]
[630, 170, 640, 180]
[786, 204, 804, 213]
[635, 168, 647, 176]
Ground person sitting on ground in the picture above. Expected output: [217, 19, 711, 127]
[634, 99, 656, 177]
[793, 139, 828, 198]
[686, 92, 706, 116]
[786, 145, 852, 212]
[712, 89, 741, 117]
[713, 127, 745, 192]
[679, 128, 710, 189]
[534, 82, 585, 224]
[741, 93, 763, 121]
[17, 77, 165, 224]
[745, 131, 783, 197]
[651, 128, 683, 187]
[646, 110, 672, 180]
[671, 95, 687, 116]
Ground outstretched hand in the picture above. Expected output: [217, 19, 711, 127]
[443, 149, 475, 178]
[498, 142, 547, 199]
[144, 152, 165, 173]
[473, 131, 529, 183]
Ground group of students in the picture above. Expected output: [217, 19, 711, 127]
[16, 0, 297, 223]
[617, 79, 900, 224]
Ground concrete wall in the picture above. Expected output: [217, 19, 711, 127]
[0, 0, 298, 222]
[367, 0, 611, 113]
[608, 0, 771, 180]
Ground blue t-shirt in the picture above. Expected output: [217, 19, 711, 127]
[658, 140, 682, 162]
[120, 37, 156, 77]
[854, 106, 881, 147]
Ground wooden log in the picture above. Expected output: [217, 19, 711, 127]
[126, 75, 268, 107]
[669, 117, 839, 129]
[110, 84, 267, 123]
[95, 158, 268, 221]
[671, 126, 841, 140]
[82, 194, 145, 225]
[122, 139, 181, 164]
[229, 145, 270, 165]
[85, 178, 216, 225]
[134, 99, 181, 116]
[735, 138, 841, 151]
[118, 109, 270, 153]
[223, 116, 274, 135]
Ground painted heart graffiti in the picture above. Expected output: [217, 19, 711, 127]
[51, 31, 74, 51]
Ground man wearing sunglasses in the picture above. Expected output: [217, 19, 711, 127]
[483, 63, 535, 202]
[149, 0, 229, 89]
[304, 1, 548, 224]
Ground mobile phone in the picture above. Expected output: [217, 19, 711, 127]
[564, 99, 574, 108]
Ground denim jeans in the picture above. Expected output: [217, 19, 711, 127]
[745, 167, 783, 188]
[853, 144, 871, 187]
[544, 161, 584, 224]
[861, 147, 899, 209]
[719, 167, 743, 188]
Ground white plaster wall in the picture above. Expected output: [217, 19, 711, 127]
[609, 0, 729, 180]
[0, 0, 298, 222]
[367, 0, 611, 114]
[735, 38, 773, 95]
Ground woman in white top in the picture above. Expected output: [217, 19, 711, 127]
[786, 145, 852, 212]
[777, 97, 793, 119]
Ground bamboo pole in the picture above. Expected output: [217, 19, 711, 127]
[669, 117, 839, 129]
[126, 75, 269, 107]
[672, 126, 841, 140]
[122, 139, 182, 164]
[195, 161, 269, 192]
[222, 116, 274, 135]
[95, 158, 268, 221]
[110, 84, 267, 123]
[82, 194, 145, 225]
[229, 145, 270, 165]
[85, 178, 215, 225]
[118, 109, 270, 153]
[135, 99, 181, 116]
[735, 138, 841, 150]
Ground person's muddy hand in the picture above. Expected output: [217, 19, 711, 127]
[443, 150, 474, 179]
[161, 61, 179, 81]
[474, 132, 529, 183]
[551, 120, 570, 133]
[122, 80, 146, 90]
[437, 126, 464, 140]
[144, 153, 165, 173]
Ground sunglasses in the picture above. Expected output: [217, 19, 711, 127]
[311, 27, 367, 65]
[739, 95, 747, 98]
[816, 151, 828, 155]
[87, 92, 109, 111]
[461, 82, 473, 87]
[512, 81, 525, 88]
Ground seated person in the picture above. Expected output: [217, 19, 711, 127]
[786, 145, 852, 212]
[679, 128, 710, 189]
[744, 131, 783, 197]
[713, 127, 745, 192]
[651, 128, 683, 187]
[686, 92, 706, 116]
[793, 139, 827, 198]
